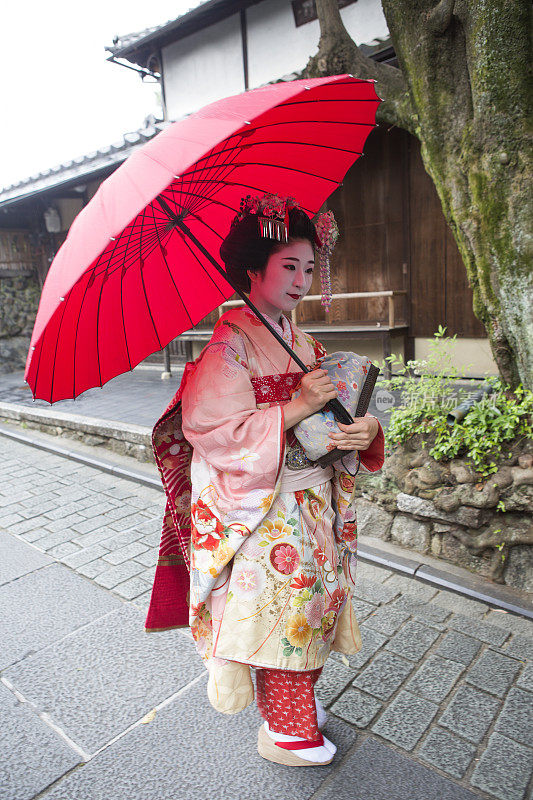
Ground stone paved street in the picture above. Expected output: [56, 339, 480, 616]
[1, 434, 532, 800]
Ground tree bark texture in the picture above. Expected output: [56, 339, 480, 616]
[303, 0, 532, 389]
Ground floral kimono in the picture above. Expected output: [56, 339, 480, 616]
[145, 306, 385, 677]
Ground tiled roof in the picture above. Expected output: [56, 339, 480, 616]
[106, 0, 214, 61]
[0, 116, 171, 208]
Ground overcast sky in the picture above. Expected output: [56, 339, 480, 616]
[0, 0, 202, 189]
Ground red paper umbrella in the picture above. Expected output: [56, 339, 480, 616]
[25, 75, 381, 403]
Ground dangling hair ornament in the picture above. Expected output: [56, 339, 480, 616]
[314, 210, 339, 313]
[236, 192, 300, 243]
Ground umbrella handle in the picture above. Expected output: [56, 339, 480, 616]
[171, 214, 354, 425]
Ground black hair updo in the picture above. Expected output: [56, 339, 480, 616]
[219, 207, 317, 293]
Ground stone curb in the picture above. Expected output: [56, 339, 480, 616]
[1, 420, 532, 622]
[0, 401, 151, 444]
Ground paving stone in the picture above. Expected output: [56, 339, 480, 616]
[71, 528, 120, 548]
[0, 562, 121, 669]
[447, 613, 511, 647]
[44, 501, 94, 520]
[338, 626, 387, 670]
[93, 561, 145, 589]
[78, 502, 118, 519]
[0, 531, 52, 586]
[139, 532, 163, 547]
[61, 544, 110, 569]
[505, 635, 533, 663]
[101, 541, 149, 565]
[439, 684, 501, 744]
[130, 517, 163, 536]
[433, 590, 489, 618]
[3, 516, 42, 536]
[18, 528, 50, 543]
[381, 573, 438, 602]
[47, 541, 81, 558]
[0, 682, 81, 800]
[389, 595, 451, 626]
[371, 690, 439, 751]
[362, 605, 411, 637]
[40, 679, 357, 800]
[355, 562, 392, 583]
[315, 655, 356, 706]
[138, 566, 156, 583]
[485, 610, 533, 639]
[330, 687, 382, 727]
[133, 547, 158, 567]
[76, 558, 112, 578]
[113, 576, 153, 600]
[493, 687, 533, 746]
[3, 605, 203, 754]
[353, 650, 414, 700]
[16, 501, 58, 519]
[97, 530, 145, 551]
[42, 513, 86, 533]
[435, 630, 483, 665]
[517, 662, 533, 692]
[470, 732, 533, 800]
[418, 726, 477, 779]
[70, 517, 112, 535]
[0, 511, 24, 526]
[37, 530, 81, 550]
[385, 620, 441, 661]
[405, 655, 464, 703]
[466, 649, 522, 697]
[352, 577, 400, 606]
[107, 514, 143, 532]
[102, 506, 139, 522]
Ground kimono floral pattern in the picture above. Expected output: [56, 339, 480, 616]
[179, 306, 385, 670]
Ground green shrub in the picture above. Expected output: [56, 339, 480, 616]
[375, 326, 533, 478]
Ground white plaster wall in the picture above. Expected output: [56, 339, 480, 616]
[163, 13, 245, 120]
[246, 0, 389, 88]
[415, 338, 498, 379]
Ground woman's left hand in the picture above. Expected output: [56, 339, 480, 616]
[328, 414, 380, 451]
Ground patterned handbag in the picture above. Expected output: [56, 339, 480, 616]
[290, 351, 380, 472]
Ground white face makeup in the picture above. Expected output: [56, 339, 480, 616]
[247, 238, 315, 323]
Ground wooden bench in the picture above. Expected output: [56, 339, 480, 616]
[168, 290, 409, 379]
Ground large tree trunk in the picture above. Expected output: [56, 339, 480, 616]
[303, 0, 532, 389]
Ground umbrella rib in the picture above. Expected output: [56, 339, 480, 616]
[71, 253, 103, 399]
[149, 204, 195, 333]
[118, 218, 138, 372]
[139, 208, 165, 349]
[242, 119, 377, 135]
[48, 284, 71, 403]
[177, 227, 233, 315]
[177, 133, 246, 213]
[278, 97, 381, 108]
[95, 233, 123, 388]
[184, 139, 363, 167]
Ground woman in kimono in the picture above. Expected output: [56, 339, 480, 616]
[145, 193, 385, 767]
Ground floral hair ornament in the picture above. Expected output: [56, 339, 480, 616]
[314, 210, 339, 313]
[236, 192, 301, 243]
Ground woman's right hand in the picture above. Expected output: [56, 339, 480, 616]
[297, 368, 338, 415]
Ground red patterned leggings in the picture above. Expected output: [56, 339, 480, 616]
[255, 666, 323, 741]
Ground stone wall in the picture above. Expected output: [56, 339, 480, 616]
[354, 432, 533, 593]
[0, 275, 41, 373]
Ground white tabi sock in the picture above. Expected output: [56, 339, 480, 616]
[264, 723, 336, 763]
[315, 692, 328, 729]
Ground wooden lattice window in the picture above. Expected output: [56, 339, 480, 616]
[0, 230, 38, 276]
[292, 0, 357, 27]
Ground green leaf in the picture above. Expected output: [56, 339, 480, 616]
[295, 647, 303, 656]
[283, 646, 294, 657]
[286, 518, 298, 527]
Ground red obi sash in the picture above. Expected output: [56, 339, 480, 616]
[250, 371, 304, 403]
